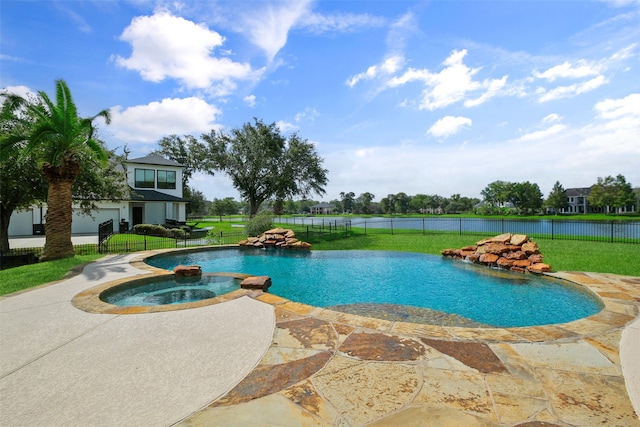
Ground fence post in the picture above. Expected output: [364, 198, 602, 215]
[423, 217, 425, 235]
[551, 220, 555, 240]
[391, 218, 394, 235]
[459, 217, 462, 235]
[501, 218, 504, 234]
[611, 220, 614, 243]
[144, 233, 147, 251]
[364, 221, 367, 235]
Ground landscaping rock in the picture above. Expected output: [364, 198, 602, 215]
[174, 265, 202, 277]
[240, 228, 311, 250]
[441, 233, 551, 274]
[240, 276, 272, 291]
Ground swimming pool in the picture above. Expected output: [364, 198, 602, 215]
[145, 249, 603, 327]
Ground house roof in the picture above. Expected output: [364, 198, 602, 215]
[565, 187, 592, 197]
[126, 155, 185, 168]
[128, 188, 189, 203]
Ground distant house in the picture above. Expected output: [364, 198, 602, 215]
[561, 187, 636, 214]
[563, 187, 593, 214]
[8, 155, 189, 236]
[310, 203, 336, 215]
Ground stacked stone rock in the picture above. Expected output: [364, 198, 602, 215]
[239, 228, 312, 250]
[441, 233, 552, 274]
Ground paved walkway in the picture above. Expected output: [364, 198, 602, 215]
[0, 254, 275, 426]
[0, 250, 639, 426]
[8, 234, 99, 249]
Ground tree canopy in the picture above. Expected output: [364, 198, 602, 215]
[545, 181, 568, 214]
[588, 175, 636, 213]
[201, 118, 328, 215]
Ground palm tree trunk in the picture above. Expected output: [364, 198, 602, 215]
[40, 161, 80, 261]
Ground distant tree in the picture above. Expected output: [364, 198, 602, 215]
[545, 181, 568, 214]
[612, 175, 635, 212]
[444, 193, 478, 213]
[357, 192, 375, 214]
[380, 194, 395, 214]
[339, 191, 356, 213]
[184, 187, 208, 216]
[285, 198, 299, 214]
[0, 80, 114, 260]
[150, 134, 211, 192]
[394, 192, 409, 214]
[589, 175, 635, 213]
[509, 181, 543, 214]
[481, 180, 512, 211]
[210, 197, 238, 220]
[201, 119, 328, 216]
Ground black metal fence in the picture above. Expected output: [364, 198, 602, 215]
[97, 230, 248, 254]
[276, 216, 640, 244]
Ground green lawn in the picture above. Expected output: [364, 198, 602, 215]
[0, 254, 103, 296]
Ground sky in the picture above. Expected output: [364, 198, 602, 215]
[1, 0, 639, 204]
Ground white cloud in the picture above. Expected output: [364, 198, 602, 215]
[533, 60, 603, 81]
[594, 92, 640, 119]
[517, 124, 567, 142]
[109, 97, 221, 142]
[294, 107, 319, 122]
[1, 85, 33, 99]
[427, 116, 472, 138]
[387, 49, 507, 110]
[243, 95, 256, 107]
[239, 1, 311, 62]
[464, 76, 508, 107]
[114, 11, 257, 94]
[542, 113, 562, 123]
[346, 55, 404, 88]
[538, 75, 608, 102]
[299, 11, 386, 34]
[276, 120, 297, 133]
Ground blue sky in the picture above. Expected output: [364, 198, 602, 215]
[2, 0, 639, 203]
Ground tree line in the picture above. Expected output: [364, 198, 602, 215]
[189, 175, 638, 218]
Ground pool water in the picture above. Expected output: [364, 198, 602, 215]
[101, 274, 240, 307]
[146, 249, 603, 327]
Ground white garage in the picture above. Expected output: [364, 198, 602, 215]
[72, 208, 120, 234]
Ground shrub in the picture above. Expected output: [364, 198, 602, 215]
[133, 224, 171, 237]
[245, 210, 274, 237]
[169, 228, 186, 239]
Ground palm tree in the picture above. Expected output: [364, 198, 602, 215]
[0, 80, 110, 261]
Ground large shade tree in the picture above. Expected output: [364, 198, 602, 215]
[0, 95, 46, 251]
[201, 118, 328, 216]
[0, 80, 111, 260]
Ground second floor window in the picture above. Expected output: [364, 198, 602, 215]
[157, 170, 176, 189]
[135, 168, 155, 188]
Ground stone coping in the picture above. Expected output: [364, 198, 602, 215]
[73, 247, 640, 343]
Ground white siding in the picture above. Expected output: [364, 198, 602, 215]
[72, 208, 120, 234]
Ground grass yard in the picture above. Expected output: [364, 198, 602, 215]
[0, 254, 103, 296]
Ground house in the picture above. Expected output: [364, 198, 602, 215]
[563, 187, 593, 214]
[8, 155, 189, 236]
[561, 187, 637, 214]
[309, 202, 336, 215]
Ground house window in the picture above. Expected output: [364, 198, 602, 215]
[157, 170, 176, 189]
[135, 168, 155, 188]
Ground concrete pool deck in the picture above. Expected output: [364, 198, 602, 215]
[1, 250, 639, 426]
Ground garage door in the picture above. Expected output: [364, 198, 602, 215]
[72, 209, 120, 234]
